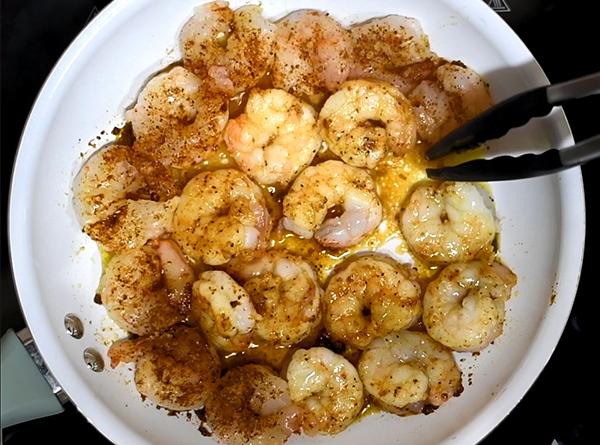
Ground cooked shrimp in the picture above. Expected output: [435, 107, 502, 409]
[282, 160, 382, 248]
[73, 144, 178, 226]
[350, 15, 436, 94]
[323, 256, 421, 349]
[173, 169, 270, 265]
[84, 197, 180, 253]
[192, 270, 259, 352]
[401, 181, 497, 263]
[423, 261, 517, 351]
[273, 10, 353, 99]
[224, 89, 322, 186]
[319, 80, 417, 168]
[286, 347, 364, 435]
[205, 364, 302, 445]
[409, 62, 492, 143]
[99, 239, 194, 335]
[228, 251, 322, 346]
[126, 66, 228, 168]
[108, 326, 220, 410]
[358, 331, 463, 415]
[180, 2, 275, 95]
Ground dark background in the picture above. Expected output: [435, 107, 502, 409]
[1, 1, 597, 444]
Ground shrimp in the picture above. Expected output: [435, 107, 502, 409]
[224, 89, 322, 186]
[423, 261, 517, 352]
[99, 239, 194, 335]
[400, 181, 497, 263]
[108, 326, 220, 411]
[227, 250, 322, 346]
[173, 169, 271, 265]
[318, 80, 417, 168]
[205, 364, 302, 445]
[358, 331, 463, 415]
[409, 62, 492, 143]
[323, 256, 422, 349]
[180, 2, 275, 95]
[286, 347, 364, 435]
[273, 10, 353, 99]
[84, 197, 180, 253]
[126, 66, 228, 168]
[282, 160, 382, 248]
[73, 144, 179, 226]
[349, 16, 437, 94]
[191, 270, 259, 352]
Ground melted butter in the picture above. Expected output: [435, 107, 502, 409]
[221, 342, 292, 372]
[358, 399, 382, 420]
[99, 246, 113, 269]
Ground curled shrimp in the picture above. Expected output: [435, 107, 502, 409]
[323, 256, 422, 349]
[192, 270, 259, 353]
[400, 181, 497, 263]
[349, 15, 436, 94]
[99, 239, 194, 335]
[409, 62, 492, 143]
[282, 160, 382, 248]
[108, 326, 220, 411]
[423, 261, 517, 351]
[224, 89, 322, 186]
[273, 10, 353, 99]
[126, 66, 228, 168]
[180, 2, 275, 95]
[286, 347, 364, 435]
[358, 331, 463, 415]
[173, 169, 270, 266]
[73, 144, 179, 222]
[73, 144, 180, 252]
[319, 80, 417, 168]
[205, 364, 302, 445]
[227, 250, 322, 346]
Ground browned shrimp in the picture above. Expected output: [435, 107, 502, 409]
[108, 326, 220, 411]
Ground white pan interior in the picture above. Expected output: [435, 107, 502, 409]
[9, 0, 585, 444]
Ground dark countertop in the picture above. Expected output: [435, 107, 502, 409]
[1, 1, 596, 444]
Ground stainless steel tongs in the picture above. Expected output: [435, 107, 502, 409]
[425, 72, 600, 181]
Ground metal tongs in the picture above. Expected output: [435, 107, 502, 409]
[426, 72, 600, 181]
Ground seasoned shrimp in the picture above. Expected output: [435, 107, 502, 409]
[350, 16, 436, 94]
[423, 261, 517, 351]
[73, 144, 178, 226]
[283, 160, 382, 248]
[286, 347, 364, 435]
[173, 169, 270, 265]
[108, 326, 220, 410]
[180, 2, 275, 95]
[358, 331, 463, 414]
[324, 256, 422, 349]
[192, 270, 259, 352]
[401, 181, 497, 263]
[228, 251, 322, 346]
[84, 197, 180, 253]
[206, 364, 302, 445]
[126, 66, 228, 168]
[74, 144, 180, 251]
[224, 89, 322, 186]
[319, 80, 417, 168]
[273, 10, 353, 99]
[99, 239, 194, 335]
[409, 62, 492, 143]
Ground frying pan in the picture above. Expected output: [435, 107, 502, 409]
[4, 0, 586, 444]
